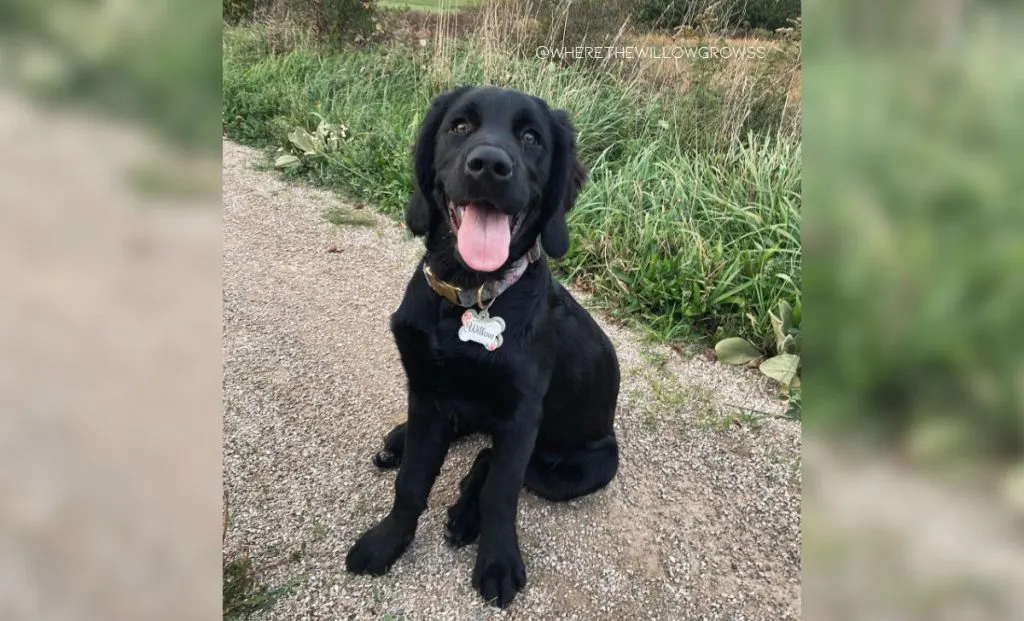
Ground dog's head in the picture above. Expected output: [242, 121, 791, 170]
[405, 86, 586, 274]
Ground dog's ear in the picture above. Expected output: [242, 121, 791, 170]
[405, 86, 473, 237]
[541, 108, 587, 258]
[405, 187, 433, 237]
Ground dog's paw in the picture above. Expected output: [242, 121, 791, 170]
[372, 448, 402, 469]
[472, 539, 527, 608]
[345, 516, 414, 575]
[444, 500, 480, 547]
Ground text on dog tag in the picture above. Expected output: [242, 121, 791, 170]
[458, 309, 505, 351]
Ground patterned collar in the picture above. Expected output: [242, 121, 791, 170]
[422, 242, 543, 309]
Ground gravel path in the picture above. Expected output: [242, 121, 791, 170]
[222, 139, 801, 620]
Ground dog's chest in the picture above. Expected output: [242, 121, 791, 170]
[391, 273, 547, 418]
[426, 313, 524, 412]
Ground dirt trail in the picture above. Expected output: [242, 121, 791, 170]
[222, 140, 801, 620]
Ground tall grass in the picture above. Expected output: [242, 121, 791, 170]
[222, 24, 801, 351]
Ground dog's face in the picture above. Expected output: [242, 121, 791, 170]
[406, 87, 586, 274]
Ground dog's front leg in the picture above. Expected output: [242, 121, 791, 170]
[345, 392, 453, 575]
[473, 401, 541, 608]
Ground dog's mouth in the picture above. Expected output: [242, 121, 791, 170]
[447, 200, 524, 272]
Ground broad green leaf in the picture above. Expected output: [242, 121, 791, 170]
[274, 154, 300, 168]
[778, 300, 794, 331]
[770, 309, 786, 353]
[715, 337, 761, 365]
[288, 129, 318, 155]
[770, 300, 797, 354]
[759, 353, 800, 386]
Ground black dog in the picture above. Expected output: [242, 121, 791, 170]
[344, 86, 620, 608]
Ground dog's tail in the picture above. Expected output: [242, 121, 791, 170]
[524, 435, 618, 502]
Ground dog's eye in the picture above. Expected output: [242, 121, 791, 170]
[451, 120, 474, 136]
[521, 130, 539, 146]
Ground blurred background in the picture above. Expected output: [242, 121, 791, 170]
[0, 0, 1021, 618]
[0, 0, 223, 620]
[803, 0, 1024, 618]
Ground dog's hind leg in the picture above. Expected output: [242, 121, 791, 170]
[524, 435, 619, 501]
[444, 448, 491, 547]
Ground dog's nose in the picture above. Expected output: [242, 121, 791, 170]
[464, 145, 513, 182]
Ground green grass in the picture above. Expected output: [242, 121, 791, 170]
[223, 552, 298, 620]
[325, 206, 377, 227]
[379, 0, 479, 11]
[223, 26, 801, 352]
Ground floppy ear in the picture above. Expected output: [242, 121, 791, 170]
[405, 86, 473, 237]
[540, 108, 587, 258]
[404, 187, 433, 237]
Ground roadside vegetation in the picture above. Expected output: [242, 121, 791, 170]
[223, 0, 803, 367]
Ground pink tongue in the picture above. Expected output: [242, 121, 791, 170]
[456, 204, 510, 272]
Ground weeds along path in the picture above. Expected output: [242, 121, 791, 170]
[222, 139, 801, 620]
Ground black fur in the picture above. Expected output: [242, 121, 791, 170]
[345, 87, 619, 609]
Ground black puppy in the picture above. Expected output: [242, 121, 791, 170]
[345, 86, 620, 608]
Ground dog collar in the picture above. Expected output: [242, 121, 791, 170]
[423, 242, 542, 309]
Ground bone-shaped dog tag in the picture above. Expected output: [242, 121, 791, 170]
[459, 309, 505, 351]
